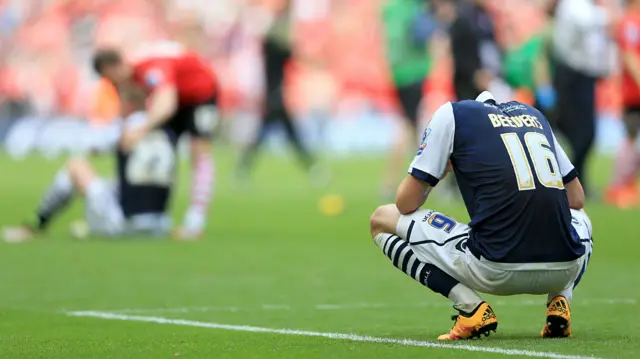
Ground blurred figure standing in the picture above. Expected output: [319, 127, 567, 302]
[606, 0, 640, 208]
[380, 0, 437, 199]
[459, 0, 501, 84]
[433, 0, 489, 101]
[431, 0, 490, 200]
[552, 0, 616, 195]
[235, 2, 319, 183]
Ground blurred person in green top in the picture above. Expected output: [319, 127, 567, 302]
[503, 0, 557, 116]
[380, 0, 437, 198]
[501, 1, 557, 115]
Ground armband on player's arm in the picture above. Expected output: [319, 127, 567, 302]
[396, 102, 455, 214]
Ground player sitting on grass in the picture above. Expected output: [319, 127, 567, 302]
[93, 43, 218, 240]
[369, 92, 593, 340]
[2, 86, 178, 242]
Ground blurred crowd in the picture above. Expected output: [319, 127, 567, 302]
[0, 0, 625, 124]
[0, 0, 376, 125]
[3, 0, 640, 207]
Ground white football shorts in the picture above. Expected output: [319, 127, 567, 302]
[396, 208, 593, 296]
[84, 178, 171, 237]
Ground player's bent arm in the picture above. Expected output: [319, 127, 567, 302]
[565, 177, 585, 210]
[145, 86, 178, 131]
[396, 160, 453, 214]
[396, 176, 433, 215]
[397, 102, 455, 214]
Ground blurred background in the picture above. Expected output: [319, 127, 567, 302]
[1, 3, 640, 355]
[0, 0, 627, 176]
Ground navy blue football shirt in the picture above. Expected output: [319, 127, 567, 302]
[408, 92, 584, 263]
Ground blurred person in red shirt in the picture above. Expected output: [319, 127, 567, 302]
[92, 41, 219, 240]
[607, 0, 640, 208]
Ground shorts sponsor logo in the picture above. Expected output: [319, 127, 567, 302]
[421, 210, 434, 222]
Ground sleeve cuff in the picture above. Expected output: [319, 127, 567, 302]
[563, 169, 578, 184]
[410, 168, 440, 187]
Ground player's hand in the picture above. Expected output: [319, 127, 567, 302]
[119, 126, 148, 152]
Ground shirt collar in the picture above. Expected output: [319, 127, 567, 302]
[475, 91, 496, 103]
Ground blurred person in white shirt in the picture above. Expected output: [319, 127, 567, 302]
[552, 0, 618, 196]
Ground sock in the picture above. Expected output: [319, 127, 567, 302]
[612, 139, 638, 187]
[449, 284, 483, 314]
[374, 233, 462, 299]
[548, 287, 573, 305]
[184, 154, 215, 232]
[34, 168, 74, 230]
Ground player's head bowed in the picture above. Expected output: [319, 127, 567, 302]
[92, 48, 130, 85]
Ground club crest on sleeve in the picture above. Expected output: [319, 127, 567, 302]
[416, 128, 432, 156]
[144, 68, 164, 88]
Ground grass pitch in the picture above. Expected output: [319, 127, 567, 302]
[0, 151, 637, 359]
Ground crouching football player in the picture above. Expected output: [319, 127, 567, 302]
[2, 87, 178, 241]
[369, 92, 593, 340]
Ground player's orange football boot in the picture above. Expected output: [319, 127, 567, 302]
[541, 296, 571, 338]
[437, 302, 498, 340]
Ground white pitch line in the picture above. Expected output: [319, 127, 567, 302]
[66, 310, 601, 359]
[89, 298, 637, 315]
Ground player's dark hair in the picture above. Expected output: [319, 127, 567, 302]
[92, 49, 123, 75]
[119, 85, 146, 111]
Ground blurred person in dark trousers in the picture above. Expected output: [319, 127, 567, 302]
[552, 0, 616, 196]
[606, 0, 640, 208]
[459, 0, 501, 82]
[380, 0, 437, 199]
[235, 3, 321, 184]
[431, 0, 490, 200]
[432, 0, 490, 101]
